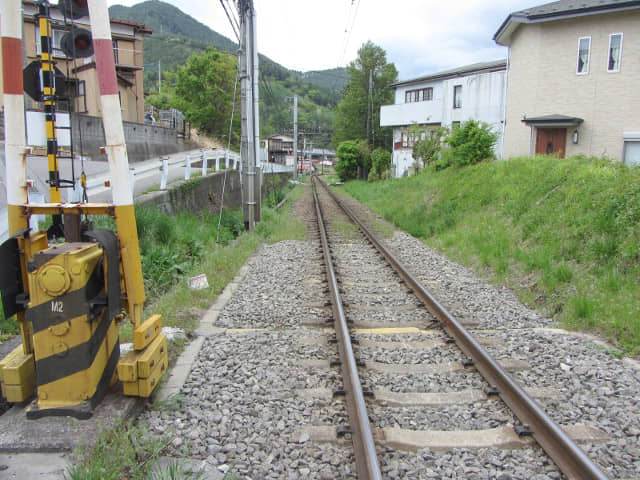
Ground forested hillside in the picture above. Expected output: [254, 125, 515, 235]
[109, 1, 347, 143]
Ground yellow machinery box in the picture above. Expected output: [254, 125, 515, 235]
[0, 345, 36, 403]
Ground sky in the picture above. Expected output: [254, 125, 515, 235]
[105, 0, 541, 81]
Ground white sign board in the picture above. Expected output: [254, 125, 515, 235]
[26, 111, 71, 148]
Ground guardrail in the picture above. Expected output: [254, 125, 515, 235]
[82, 148, 242, 197]
[1, 149, 296, 242]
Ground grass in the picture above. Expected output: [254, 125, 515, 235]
[342, 155, 640, 355]
[65, 422, 172, 480]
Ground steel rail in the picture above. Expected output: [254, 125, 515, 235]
[311, 177, 383, 480]
[318, 177, 609, 480]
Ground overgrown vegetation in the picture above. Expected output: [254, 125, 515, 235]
[335, 140, 371, 182]
[65, 422, 170, 480]
[368, 148, 392, 182]
[411, 124, 449, 171]
[439, 120, 498, 169]
[343, 156, 640, 354]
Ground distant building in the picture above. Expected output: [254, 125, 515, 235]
[380, 60, 507, 177]
[266, 134, 295, 166]
[494, 0, 640, 164]
[0, 0, 151, 124]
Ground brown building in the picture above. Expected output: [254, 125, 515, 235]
[1, 0, 151, 124]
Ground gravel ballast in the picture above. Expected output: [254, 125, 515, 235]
[140, 184, 640, 479]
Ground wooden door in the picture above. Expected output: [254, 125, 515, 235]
[535, 128, 567, 158]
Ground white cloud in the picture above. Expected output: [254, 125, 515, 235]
[107, 0, 539, 78]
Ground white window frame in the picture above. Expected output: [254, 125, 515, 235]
[576, 36, 591, 75]
[623, 133, 640, 165]
[35, 26, 67, 57]
[607, 33, 623, 73]
[453, 85, 462, 109]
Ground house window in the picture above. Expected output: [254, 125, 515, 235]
[35, 26, 66, 57]
[75, 80, 87, 112]
[607, 33, 623, 72]
[405, 88, 433, 103]
[623, 137, 640, 165]
[453, 85, 462, 109]
[402, 132, 408, 147]
[452, 121, 461, 130]
[113, 40, 119, 64]
[576, 36, 591, 74]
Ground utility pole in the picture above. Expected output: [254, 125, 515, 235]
[158, 59, 161, 92]
[292, 95, 298, 179]
[238, 0, 261, 230]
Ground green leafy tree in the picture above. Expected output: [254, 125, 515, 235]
[333, 41, 398, 149]
[335, 141, 360, 181]
[440, 120, 497, 168]
[411, 124, 449, 172]
[171, 47, 240, 141]
[368, 147, 392, 181]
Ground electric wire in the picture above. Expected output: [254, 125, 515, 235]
[215, 54, 241, 245]
[219, 0, 240, 42]
[338, 0, 361, 67]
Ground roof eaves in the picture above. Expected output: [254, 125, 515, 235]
[494, 1, 640, 45]
[390, 60, 507, 88]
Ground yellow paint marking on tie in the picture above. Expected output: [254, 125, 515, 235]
[323, 327, 439, 335]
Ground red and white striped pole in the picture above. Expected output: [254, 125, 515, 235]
[2, 0, 36, 355]
[2, 0, 29, 235]
[87, 0, 145, 326]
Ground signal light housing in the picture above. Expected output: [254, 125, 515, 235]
[58, 0, 90, 20]
[61, 27, 94, 59]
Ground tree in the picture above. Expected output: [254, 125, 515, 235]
[440, 120, 497, 168]
[333, 41, 398, 149]
[368, 147, 392, 181]
[335, 140, 371, 181]
[411, 124, 449, 172]
[171, 47, 240, 141]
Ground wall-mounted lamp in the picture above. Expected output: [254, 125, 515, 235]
[572, 129, 579, 144]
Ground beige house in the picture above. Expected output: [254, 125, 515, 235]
[0, 0, 150, 124]
[494, 0, 640, 164]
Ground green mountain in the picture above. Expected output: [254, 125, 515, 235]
[109, 0, 346, 143]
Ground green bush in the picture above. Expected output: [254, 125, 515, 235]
[412, 125, 449, 170]
[335, 140, 371, 181]
[369, 148, 391, 181]
[335, 141, 361, 181]
[439, 120, 497, 168]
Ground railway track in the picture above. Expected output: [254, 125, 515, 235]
[310, 175, 608, 479]
[140, 178, 639, 479]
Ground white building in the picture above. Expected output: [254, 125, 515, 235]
[380, 60, 507, 177]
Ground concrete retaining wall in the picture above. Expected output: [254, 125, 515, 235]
[0, 110, 190, 163]
[72, 114, 190, 163]
[138, 170, 292, 215]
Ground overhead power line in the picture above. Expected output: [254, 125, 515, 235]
[220, 0, 240, 42]
[338, 0, 361, 67]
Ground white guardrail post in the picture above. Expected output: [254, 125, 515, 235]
[216, 151, 220, 171]
[184, 153, 191, 180]
[129, 168, 136, 194]
[161, 156, 169, 190]
[225, 150, 230, 170]
[201, 149, 207, 177]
